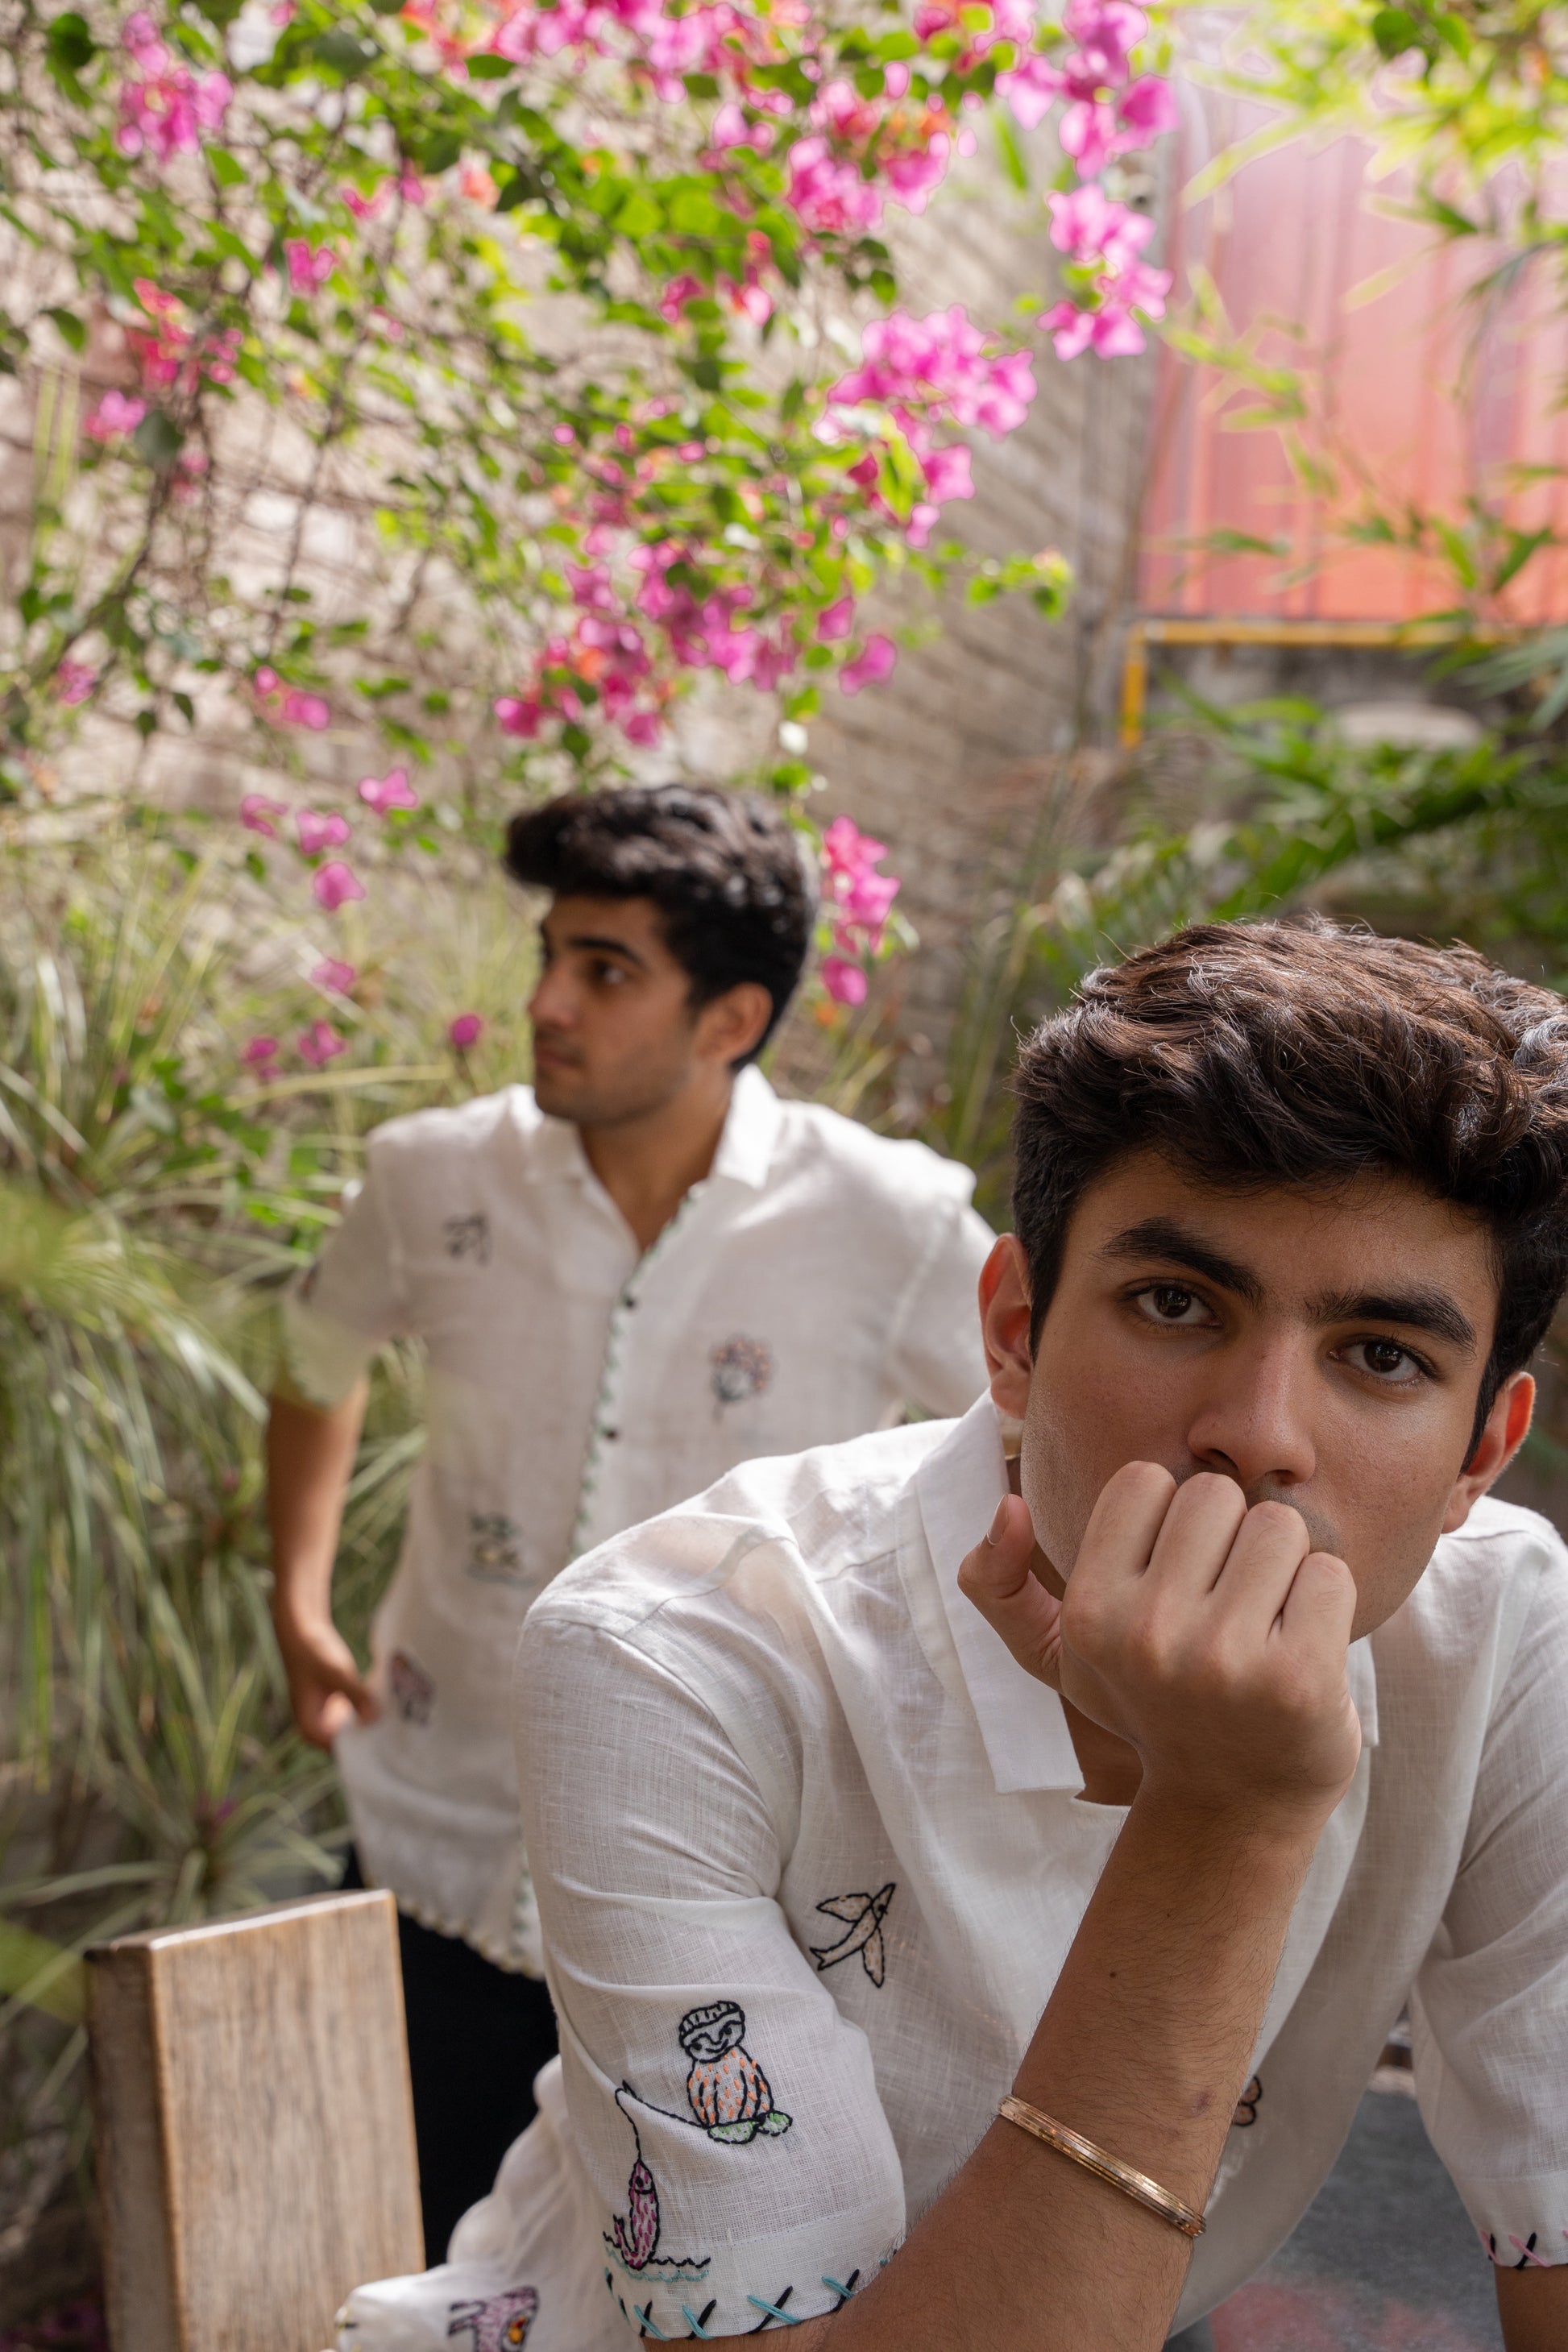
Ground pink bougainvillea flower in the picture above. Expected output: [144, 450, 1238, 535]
[621, 707, 663, 745]
[823, 815, 889, 873]
[494, 694, 543, 737]
[85, 390, 147, 442]
[459, 160, 500, 208]
[310, 957, 358, 994]
[284, 239, 338, 296]
[253, 666, 280, 696]
[816, 595, 855, 643]
[839, 634, 898, 695]
[820, 955, 869, 1007]
[1118, 73, 1178, 143]
[281, 689, 331, 730]
[342, 182, 385, 222]
[448, 1012, 484, 1049]
[398, 166, 426, 205]
[240, 792, 288, 838]
[54, 661, 97, 705]
[241, 1035, 281, 1078]
[296, 809, 351, 856]
[312, 860, 366, 912]
[297, 1019, 347, 1069]
[358, 766, 420, 815]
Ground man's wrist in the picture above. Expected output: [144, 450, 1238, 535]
[1127, 1773, 1335, 1887]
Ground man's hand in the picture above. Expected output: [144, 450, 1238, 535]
[960, 1465, 1361, 1829]
[272, 1604, 377, 1749]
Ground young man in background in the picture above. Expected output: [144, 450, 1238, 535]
[266, 783, 993, 2256]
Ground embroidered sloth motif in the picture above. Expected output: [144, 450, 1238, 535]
[446, 2289, 538, 2350]
[709, 1334, 774, 1418]
[1230, 2074, 1262, 2130]
[809, 1884, 896, 1986]
[442, 1213, 492, 1265]
[679, 2000, 793, 2143]
[388, 1650, 434, 1725]
[467, 1512, 525, 1584]
[604, 2092, 712, 2284]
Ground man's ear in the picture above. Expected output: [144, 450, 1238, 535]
[980, 1235, 1033, 1420]
[695, 981, 774, 1068]
[1441, 1370, 1535, 1533]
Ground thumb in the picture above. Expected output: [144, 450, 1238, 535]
[956, 1494, 1064, 1689]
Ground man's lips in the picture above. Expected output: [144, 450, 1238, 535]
[533, 1039, 581, 1072]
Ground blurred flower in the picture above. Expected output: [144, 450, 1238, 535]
[816, 595, 855, 642]
[495, 694, 543, 737]
[358, 765, 421, 815]
[839, 634, 897, 695]
[240, 793, 288, 837]
[55, 661, 97, 705]
[297, 809, 351, 856]
[284, 239, 338, 296]
[297, 1019, 347, 1068]
[310, 957, 358, 994]
[282, 689, 331, 729]
[460, 160, 500, 207]
[448, 1012, 484, 1049]
[85, 391, 147, 442]
[821, 955, 869, 1006]
[241, 1035, 281, 1079]
[312, 861, 366, 912]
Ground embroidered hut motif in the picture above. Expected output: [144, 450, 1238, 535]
[810, 1884, 896, 1986]
[467, 1513, 525, 1585]
[388, 1650, 434, 1725]
[604, 2093, 712, 2284]
[1230, 2075, 1262, 2129]
[443, 1213, 492, 1265]
[709, 1335, 774, 1420]
[679, 2001, 792, 2143]
[446, 2288, 538, 2350]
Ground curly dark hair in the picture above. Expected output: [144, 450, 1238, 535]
[504, 783, 815, 1064]
[1013, 916, 1568, 1452]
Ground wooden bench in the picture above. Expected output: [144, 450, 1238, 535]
[88, 1889, 424, 2352]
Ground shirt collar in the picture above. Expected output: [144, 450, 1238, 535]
[513, 1067, 783, 1192]
[915, 1397, 1379, 1796]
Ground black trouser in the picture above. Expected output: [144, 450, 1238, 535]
[342, 1849, 559, 2263]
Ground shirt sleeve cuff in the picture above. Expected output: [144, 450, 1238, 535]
[278, 1286, 380, 1408]
[1453, 2169, 1568, 2269]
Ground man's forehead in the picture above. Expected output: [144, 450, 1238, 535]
[541, 893, 667, 952]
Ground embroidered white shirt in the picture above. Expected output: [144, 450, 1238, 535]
[282, 1066, 993, 1970]
[337, 1397, 1568, 2350]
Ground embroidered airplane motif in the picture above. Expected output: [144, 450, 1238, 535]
[809, 1883, 896, 1987]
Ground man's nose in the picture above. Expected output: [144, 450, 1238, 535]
[1184, 1338, 1317, 1493]
[528, 963, 573, 1027]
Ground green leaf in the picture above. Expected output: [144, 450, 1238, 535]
[135, 709, 158, 740]
[1369, 8, 1423, 60]
[311, 30, 377, 76]
[418, 131, 463, 176]
[467, 52, 512, 77]
[993, 106, 1029, 193]
[44, 307, 86, 352]
[207, 147, 248, 189]
[133, 409, 185, 468]
[45, 13, 95, 73]
[173, 691, 196, 728]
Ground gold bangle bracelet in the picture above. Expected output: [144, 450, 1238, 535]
[996, 2095, 1206, 2239]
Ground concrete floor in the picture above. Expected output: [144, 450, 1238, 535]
[1172, 2084, 1503, 2351]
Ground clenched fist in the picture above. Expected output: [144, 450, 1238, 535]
[959, 1465, 1362, 1830]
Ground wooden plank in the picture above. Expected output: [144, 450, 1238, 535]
[89, 1889, 424, 2352]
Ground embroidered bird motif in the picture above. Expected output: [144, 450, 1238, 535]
[678, 2000, 792, 2143]
[446, 2288, 538, 2351]
[809, 1884, 896, 1986]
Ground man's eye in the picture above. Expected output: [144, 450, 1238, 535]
[1135, 1285, 1209, 1327]
[1344, 1338, 1422, 1383]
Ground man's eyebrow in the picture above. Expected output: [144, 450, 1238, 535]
[1309, 1288, 1478, 1354]
[1100, 1218, 1266, 1305]
[545, 927, 649, 969]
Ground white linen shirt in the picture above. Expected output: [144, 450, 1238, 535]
[282, 1066, 993, 1972]
[337, 1397, 1568, 2352]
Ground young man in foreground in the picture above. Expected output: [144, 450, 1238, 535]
[339, 918, 1568, 2350]
[268, 785, 993, 2255]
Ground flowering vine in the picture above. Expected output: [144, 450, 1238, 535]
[4, 0, 1175, 1067]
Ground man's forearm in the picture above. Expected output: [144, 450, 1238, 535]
[266, 1379, 368, 1621]
[786, 1787, 1319, 2352]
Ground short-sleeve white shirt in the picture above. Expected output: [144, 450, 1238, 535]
[283, 1067, 993, 1969]
[338, 1398, 1568, 2350]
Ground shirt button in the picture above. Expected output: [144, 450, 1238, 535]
[602, 1428, 619, 1442]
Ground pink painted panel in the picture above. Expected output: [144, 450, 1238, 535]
[1139, 87, 1568, 622]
